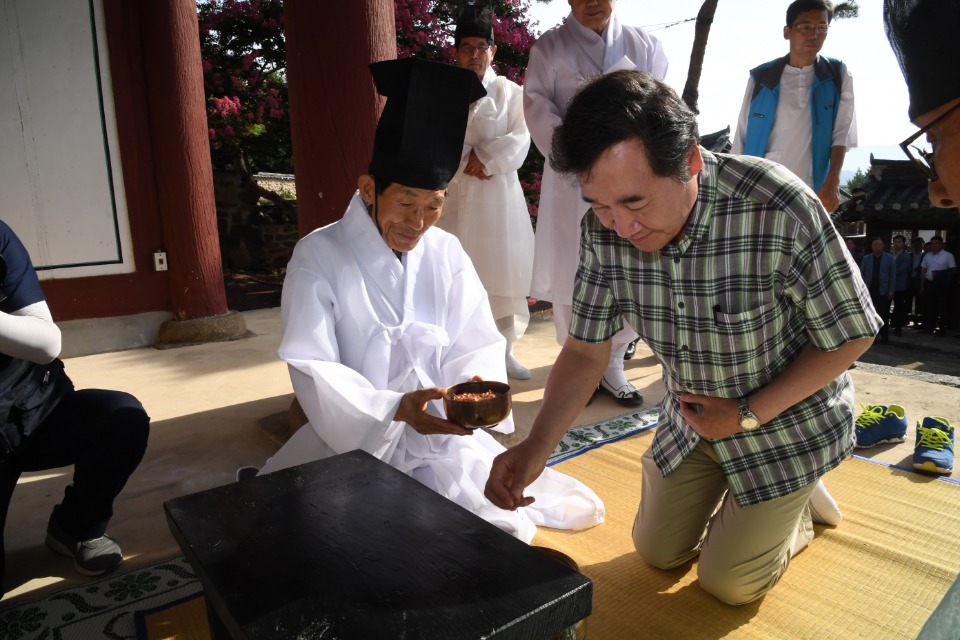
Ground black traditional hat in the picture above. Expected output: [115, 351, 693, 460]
[885, 0, 960, 120]
[455, 1, 495, 45]
[368, 57, 486, 191]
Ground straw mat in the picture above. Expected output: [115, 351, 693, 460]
[532, 430, 960, 640]
[9, 429, 956, 639]
[134, 592, 209, 640]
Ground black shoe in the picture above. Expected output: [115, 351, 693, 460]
[598, 376, 644, 407]
[45, 507, 123, 577]
[893, 327, 902, 337]
[623, 339, 638, 361]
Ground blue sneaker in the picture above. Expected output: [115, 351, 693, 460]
[913, 417, 955, 474]
[855, 403, 908, 448]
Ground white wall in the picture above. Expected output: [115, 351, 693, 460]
[0, 0, 133, 279]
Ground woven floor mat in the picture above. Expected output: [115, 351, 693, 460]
[533, 431, 960, 639]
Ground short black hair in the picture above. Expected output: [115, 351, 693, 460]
[931, 235, 944, 243]
[550, 70, 699, 183]
[913, 237, 926, 245]
[894, 234, 906, 242]
[786, 0, 834, 26]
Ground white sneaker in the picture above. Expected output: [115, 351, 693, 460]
[808, 478, 842, 526]
[505, 354, 531, 380]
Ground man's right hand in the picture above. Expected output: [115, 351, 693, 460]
[485, 337, 611, 510]
[485, 438, 550, 510]
[394, 388, 473, 436]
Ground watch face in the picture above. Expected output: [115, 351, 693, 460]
[741, 415, 760, 430]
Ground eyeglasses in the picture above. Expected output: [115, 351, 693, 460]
[792, 23, 829, 36]
[899, 100, 960, 181]
[457, 43, 493, 56]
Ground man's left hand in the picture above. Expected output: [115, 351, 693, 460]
[817, 179, 841, 213]
[679, 393, 745, 439]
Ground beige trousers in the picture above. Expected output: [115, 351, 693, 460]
[633, 440, 816, 605]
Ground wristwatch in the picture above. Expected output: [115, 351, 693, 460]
[738, 396, 761, 431]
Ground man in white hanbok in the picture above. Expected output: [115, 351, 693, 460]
[524, 0, 668, 406]
[437, 4, 535, 381]
[258, 57, 604, 544]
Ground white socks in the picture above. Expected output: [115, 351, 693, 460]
[602, 366, 631, 390]
[808, 478, 842, 526]
[505, 342, 531, 380]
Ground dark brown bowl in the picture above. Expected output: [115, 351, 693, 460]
[443, 380, 511, 429]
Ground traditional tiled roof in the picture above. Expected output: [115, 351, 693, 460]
[838, 156, 959, 224]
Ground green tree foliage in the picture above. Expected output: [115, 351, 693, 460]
[834, 2, 860, 20]
[395, 0, 544, 220]
[395, 0, 539, 84]
[198, 0, 294, 215]
[846, 167, 868, 189]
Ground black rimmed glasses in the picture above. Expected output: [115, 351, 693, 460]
[457, 43, 493, 56]
[792, 22, 829, 36]
[899, 100, 960, 181]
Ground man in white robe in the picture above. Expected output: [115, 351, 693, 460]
[437, 4, 535, 381]
[524, 0, 668, 406]
[259, 57, 604, 544]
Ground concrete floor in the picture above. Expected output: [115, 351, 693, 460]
[2, 307, 958, 605]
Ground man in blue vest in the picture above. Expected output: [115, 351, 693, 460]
[731, 0, 856, 213]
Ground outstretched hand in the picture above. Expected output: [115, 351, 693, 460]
[485, 438, 550, 510]
[395, 387, 473, 436]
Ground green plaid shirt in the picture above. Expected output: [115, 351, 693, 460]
[570, 149, 881, 506]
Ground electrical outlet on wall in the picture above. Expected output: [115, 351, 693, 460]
[153, 250, 168, 272]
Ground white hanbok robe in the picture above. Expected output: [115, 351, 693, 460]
[262, 193, 604, 543]
[524, 12, 669, 305]
[437, 68, 534, 340]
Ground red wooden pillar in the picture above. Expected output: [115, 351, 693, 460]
[140, 0, 228, 321]
[285, 0, 396, 235]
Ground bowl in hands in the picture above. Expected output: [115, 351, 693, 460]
[443, 380, 511, 429]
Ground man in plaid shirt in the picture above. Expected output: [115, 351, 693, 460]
[485, 70, 881, 605]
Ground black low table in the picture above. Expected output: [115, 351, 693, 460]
[164, 449, 592, 639]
